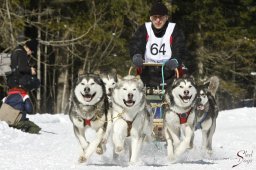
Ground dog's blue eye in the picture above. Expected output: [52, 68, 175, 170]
[133, 89, 136, 91]
[81, 83, 85, 85]
[189, 85, 192, 88]
[112, 83, 115, 85]
[91, 83, 95, 85]
[179, 86, 183, 88]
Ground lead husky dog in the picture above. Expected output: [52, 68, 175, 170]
[111, 75, 153, 163]
[68, 73, 111, 163]
[195, 76, 219, 153]
[164, 76, 197, 162]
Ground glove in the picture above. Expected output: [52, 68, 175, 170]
[165, 59, 178, 70]
[132, 54, 144, 67]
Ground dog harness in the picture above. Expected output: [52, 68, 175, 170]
[117, 109, 141, 137]
[72, 101, 107, 130]
[195, 111, 209, 130]
[84, 116, 98, 126]
[175, 108, 192, 124]
[126, 121, 133, 137]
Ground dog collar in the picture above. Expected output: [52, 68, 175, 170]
[175, 109, 192, 124]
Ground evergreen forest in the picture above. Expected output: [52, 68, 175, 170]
[0, 0, 255, 112]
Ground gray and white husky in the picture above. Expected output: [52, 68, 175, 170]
[68, 73, 111, 163]
[111, 75, 153, 163]
[164, 76, 197, 162]
[195, 76, 219, 153]
[98, 69, 118, 106]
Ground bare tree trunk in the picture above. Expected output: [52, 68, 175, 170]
[5, 0, 15, 46]
[36, 1, 42, 113]
[61, 58, 69, 113]
[43, 32, 48, 112]
[54, 10, 61, 113]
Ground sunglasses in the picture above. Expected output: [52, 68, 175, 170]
[151, 15, 167, 21]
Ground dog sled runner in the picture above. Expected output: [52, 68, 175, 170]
[129, 63, 182, 141]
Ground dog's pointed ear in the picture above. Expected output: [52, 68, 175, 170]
[94, 69, 100, 75]
[117, 74, 122, 82]
[116, 77, 124, 89]
[111, 68, 117, 74]
[135, 75, 141, 80]
[136, 78, 144, 91]
[189, 75, 195, 82]
[171, 78, 179, 88]
[203, 81, 210, 89]
[78, 68, 85, 76]
[90, 74, 103, 86]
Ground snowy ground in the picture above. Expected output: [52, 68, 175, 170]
[0, 107, 256, 170]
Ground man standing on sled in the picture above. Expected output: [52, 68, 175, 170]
[129, 1, 187, 87]
[4, 39, 41, 133]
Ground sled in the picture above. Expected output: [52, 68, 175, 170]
[129, 63, 180, 141]
[145, 86, 165, 141]
[143, 63, 180, 141]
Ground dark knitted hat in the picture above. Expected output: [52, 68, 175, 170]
[150, 1, 168, 16]
[25, 39, 38, 53]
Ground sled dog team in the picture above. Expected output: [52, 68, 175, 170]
[68, 70, 219, 164]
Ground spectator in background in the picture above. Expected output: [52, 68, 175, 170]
[4, 39, 41, 134]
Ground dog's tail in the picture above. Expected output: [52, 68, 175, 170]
[206, 76, 220, 97]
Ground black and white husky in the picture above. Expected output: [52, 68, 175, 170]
[111, 75, 153, 163]
[163, 76, 197, 162]
[195, 76, 219, 153]
[68, 73, 111, 163]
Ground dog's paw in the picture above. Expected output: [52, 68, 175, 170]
[78, 156, 87, 163]
[187, 143, 193, 149]
[96, 146, 104, 155]
[168, 156, 177, 164]
[206, 149, 213, 155]
[115, 146, 124, 154]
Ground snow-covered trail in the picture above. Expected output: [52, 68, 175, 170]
[0, 108, 256, 170]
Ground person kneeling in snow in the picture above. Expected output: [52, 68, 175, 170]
[2, 87, 41, 134]
[1, 39, 41, 134]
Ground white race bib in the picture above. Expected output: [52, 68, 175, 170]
[144, 22, 175, 63]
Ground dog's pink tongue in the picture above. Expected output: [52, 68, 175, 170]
[84, 95, 92, 102]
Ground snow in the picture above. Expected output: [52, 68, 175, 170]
[1, 107, 256, 170]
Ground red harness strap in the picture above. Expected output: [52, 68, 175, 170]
[136, 67, 143, 75]
[8, 87, 28, 98]
[84, 119, 91, 126]
[176, 109, 192, 124]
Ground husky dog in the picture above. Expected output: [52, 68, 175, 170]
[98, 69, 118, 106]
[68, 73, 111, 163]
[195, 76, 219, 153]
[111, 75, 153, 163]
[164, 76, 197, 161]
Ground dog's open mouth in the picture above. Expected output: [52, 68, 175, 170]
[81, 92, 96, 102]
[179, 95, 192, 103]
[197, 104, 205, 110]
[123, 99, 135, 107]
